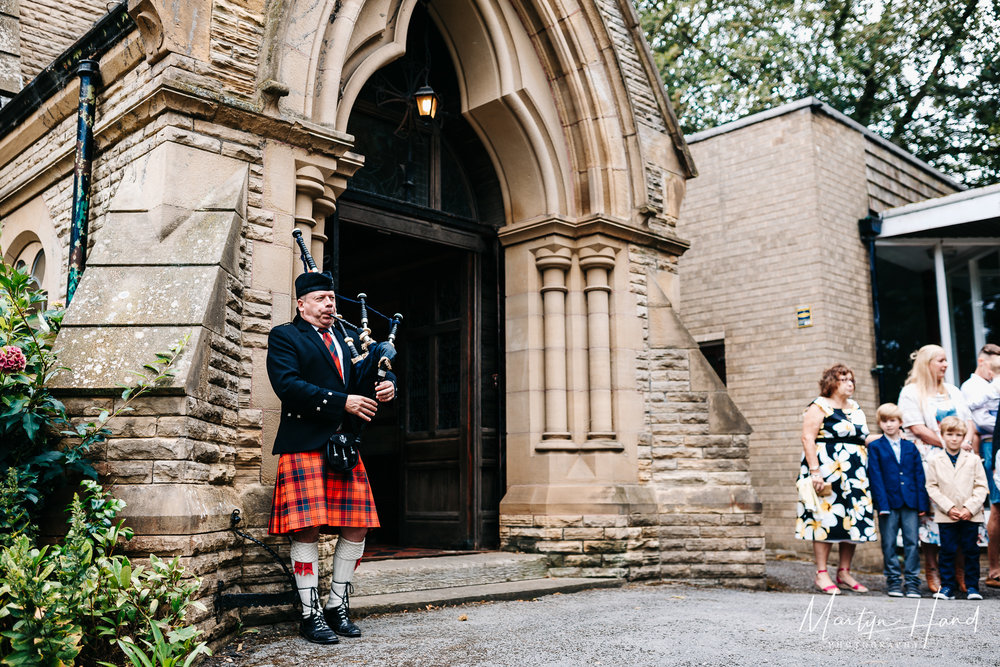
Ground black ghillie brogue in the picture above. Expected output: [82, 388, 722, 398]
[300, 589, 340, 645]
[325, 583, 362, 637]
[301, 611, 340, 644]
[325, 603, 361, 637]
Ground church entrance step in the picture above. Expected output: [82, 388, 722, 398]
[351, 576, 624, 618]
[352, 552, 550, 596]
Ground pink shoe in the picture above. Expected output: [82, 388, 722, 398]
[837, 568, 869, 593]
[815, 569, 840, 595]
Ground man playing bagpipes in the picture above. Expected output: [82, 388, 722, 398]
[266, 268, 397, 645]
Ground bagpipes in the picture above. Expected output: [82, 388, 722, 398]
[292, 229, 402, 472]
[292, 229, 402, 388]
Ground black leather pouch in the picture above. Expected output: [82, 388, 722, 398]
[325, 433, 360, 473]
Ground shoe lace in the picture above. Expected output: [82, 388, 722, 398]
[300, 587, 334, 629]
[330, 581, 354, 614]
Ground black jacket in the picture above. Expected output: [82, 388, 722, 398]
[266, 315, 394, 455]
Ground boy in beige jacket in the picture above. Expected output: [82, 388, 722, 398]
[925, 416, 989, 600]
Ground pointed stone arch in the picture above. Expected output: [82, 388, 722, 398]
[267, 0, 681, 226]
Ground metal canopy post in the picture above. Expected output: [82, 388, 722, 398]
[969, 258, 985, 354]
[933, 242, 957, 385]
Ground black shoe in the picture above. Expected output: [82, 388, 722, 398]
[300, 609, 339, 644]
[325, 603, 362, 637]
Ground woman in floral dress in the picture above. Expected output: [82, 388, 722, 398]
[796, 364, 876, 594]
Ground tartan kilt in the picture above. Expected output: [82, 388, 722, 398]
[268, 450, 380, 535]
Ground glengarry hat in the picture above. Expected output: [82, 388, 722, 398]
[295, 271, 336, 298]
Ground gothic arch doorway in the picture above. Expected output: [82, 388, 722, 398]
[331, 7, 504, 550]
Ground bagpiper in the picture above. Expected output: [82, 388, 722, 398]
[266, 270, 396, 644]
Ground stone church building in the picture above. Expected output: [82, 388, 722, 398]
[0, 0, 763, 640]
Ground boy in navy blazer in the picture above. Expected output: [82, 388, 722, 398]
[868, 403, 930, 598]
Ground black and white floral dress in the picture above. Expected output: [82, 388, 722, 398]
[795, 397, 876, 543]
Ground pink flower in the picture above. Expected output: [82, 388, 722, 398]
[0, 345, 26, 373]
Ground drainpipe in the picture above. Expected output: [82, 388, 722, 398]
[859, 213, 884, 401]
[66, 59, 101, 304]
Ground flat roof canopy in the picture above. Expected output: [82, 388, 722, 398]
[877, 183, 1000, 240]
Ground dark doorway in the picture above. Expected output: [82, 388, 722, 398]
[330, 4, 505, 550]
[333, 219, 502, 550]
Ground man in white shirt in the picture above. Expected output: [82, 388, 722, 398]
[960, 343, 1000, 588]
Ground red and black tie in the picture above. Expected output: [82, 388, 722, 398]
[320, 330, 344, 381]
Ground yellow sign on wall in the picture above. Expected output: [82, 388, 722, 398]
[797, 305, 812, 328]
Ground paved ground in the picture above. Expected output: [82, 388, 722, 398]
[205, 560, 1000, 666]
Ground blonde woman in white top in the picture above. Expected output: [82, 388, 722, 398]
[898, 344, 976, 592]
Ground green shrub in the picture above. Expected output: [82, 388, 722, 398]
[0, 468, 37, 549]
[0, 481, 210, 666]
[0, 260, 79, 498]
[0, 259, 206, 665]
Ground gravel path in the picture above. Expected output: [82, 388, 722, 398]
[204, 559, 999, 666]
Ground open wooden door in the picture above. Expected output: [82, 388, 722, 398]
[333, 211, 501, 550]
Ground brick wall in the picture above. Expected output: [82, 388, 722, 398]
[678, 105, 959, 568]
[679, 110, 822, 566]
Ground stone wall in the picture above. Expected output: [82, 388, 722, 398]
[631, 245, 764, 586]
[0, 0, 20, 99]
[18, 0, 108, 81]
[593, 0, 690, 223]
[209, 0, 264, 99]
[0, 21, 300, 637]
[498, 240, 765, 587]
[677, 104, 959, 568]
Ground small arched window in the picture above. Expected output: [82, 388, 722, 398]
[8, 237, 49, 309]
[13, 240, 46, 288]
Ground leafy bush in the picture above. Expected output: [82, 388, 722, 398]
[0, 481, 211, 666]
[0, 260, 77, 492]
[0, 260, 207, 665]
[0, 468, 37, 549]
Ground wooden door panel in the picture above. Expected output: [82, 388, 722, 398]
[398, 250, 470, 548]
[404, 464, 461, 513]
[405, 438, 460, 460]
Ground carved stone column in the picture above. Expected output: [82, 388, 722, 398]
[311, 186, 336, 271]
[294, 165, 325, 256]
[579, 246, 616, 439]
[535, 247, 572, 440]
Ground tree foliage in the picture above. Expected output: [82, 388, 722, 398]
[638, 0, 1000, 185]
